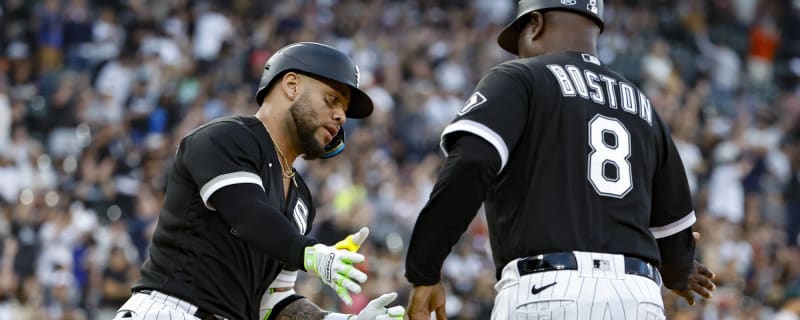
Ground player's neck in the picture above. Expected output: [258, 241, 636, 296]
[536, 32, 597, 57]
[254, 108, 300, 164]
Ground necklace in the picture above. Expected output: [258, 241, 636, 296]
[264, 125, 297, 185]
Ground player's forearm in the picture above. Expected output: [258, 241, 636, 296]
[210, 184, 318, 270]
[657, 228, 695, 290]
[406, 135, 499, 285]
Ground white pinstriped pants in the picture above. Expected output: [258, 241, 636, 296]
[491, 251, 665, 320]
[113, 290, 201, 320]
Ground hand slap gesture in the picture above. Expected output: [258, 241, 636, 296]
[304, 227, 370, 305]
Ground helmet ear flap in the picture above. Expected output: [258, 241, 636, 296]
[321, 127, 346, 159]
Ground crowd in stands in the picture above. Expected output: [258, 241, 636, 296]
[1, 0, 800, 319]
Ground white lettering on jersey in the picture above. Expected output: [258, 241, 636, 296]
[293, 199, 309, 234]
[566, 65, 590, 99]
[599, 74, 618, 109]
[638, 91, 653, 125]
[458, 91, 487, 116]
[546, 64, 576, 97]
[545, 64, 654, 127]
[584, 70, 605, 105]
[619, 82, 638, 114]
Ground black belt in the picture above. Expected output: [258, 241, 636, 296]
[135, 290, 227, 320]
[517, 252, 662, 285]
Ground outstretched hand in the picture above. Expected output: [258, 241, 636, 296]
[353, 292, 405, 320]
[304, 227, 370, 306]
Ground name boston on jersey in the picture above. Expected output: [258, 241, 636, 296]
[545, 62, 653, 127]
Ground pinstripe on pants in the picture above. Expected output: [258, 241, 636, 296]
[113, 290, 201, 320]
[491, 251, 665, 320]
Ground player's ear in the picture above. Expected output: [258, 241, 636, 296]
[529, 12, 545, 39]
[281, 72, 300, 101]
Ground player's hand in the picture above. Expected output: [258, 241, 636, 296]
[670, 260, 715, 305]
[303, 228, 369, 306]
[407, 283, 446, 320]
[351, 292, 405, 320]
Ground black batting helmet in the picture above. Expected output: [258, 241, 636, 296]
[255, 42, 373, 119]
[497, 0, 604, 55]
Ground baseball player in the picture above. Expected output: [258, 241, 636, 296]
[113, 42, 404, 320]
[404, 1, 714, 319]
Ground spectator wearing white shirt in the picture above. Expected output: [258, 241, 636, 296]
[192, 6, 234, 63]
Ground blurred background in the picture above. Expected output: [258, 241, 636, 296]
[0, 0, 800, 319]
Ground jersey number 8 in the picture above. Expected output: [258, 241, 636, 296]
[587, 115, 632, 198]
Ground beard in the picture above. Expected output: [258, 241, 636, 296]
[290, 93, 326, 159]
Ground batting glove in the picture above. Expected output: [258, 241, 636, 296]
[354, 292, 405, 320]
[324, 292, 406, 320]
[335, 227, 369, 252]
[304, 228, 369, 305]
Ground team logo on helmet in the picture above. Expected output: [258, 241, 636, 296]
[561, 0, 577, 5]
[354, 65, 360, 87]
[587, 0, 599, 14]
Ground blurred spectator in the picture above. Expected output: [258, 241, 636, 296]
[95, 246, 136, 319]
[34, 0, 64, 72]
[776, 286, 800, 320]
[0, 83, 11, 152]
[707, 137, 749, 224]
[748, 13, 780, 86]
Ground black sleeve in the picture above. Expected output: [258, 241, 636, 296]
[440, 63, 529, 174]
[210, 183, 318, 270]
[650, 117, 696, 290]
[180, 122, 264, 209]
[405, 134, 500, 285]
[657, 229, 695, 291]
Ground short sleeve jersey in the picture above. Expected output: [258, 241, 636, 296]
[440, 52, 695, 276]
[133, 116, 316, 319]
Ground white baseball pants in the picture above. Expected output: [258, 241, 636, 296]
[491, 251, 665, 320]
[113, 290, 201, 320]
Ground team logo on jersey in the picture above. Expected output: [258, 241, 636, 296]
[561, 0, 576, 5]
[587, 0, 599, 14]
[293, 199, 309, 234]
[582, 53, 601, 65]
[458, 92, 487, 116]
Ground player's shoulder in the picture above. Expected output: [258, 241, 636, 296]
[179, 115, 266, 157]
[186, 115, 260, 139]
[490, 58, 534, 76]
[480, 59, 533, 86]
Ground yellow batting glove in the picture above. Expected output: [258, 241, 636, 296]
[335, 227, 369, 252]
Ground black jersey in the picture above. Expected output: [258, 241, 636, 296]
[133, 115, 316, 319]
[439, 52, 694, 276]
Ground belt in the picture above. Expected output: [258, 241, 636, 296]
[135, 289, 227, 320]
[517, 252, 662, 285]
